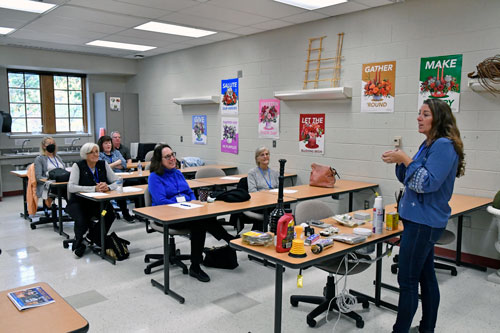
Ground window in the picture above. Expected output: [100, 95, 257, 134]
[7, 70, 87, 134]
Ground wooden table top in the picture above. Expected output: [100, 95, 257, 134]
[180, 164, 237, 174]
[10, 170, 28, 178]
[186, 179, 213, 189]
[133, 191, 296, 225]
[263, 179, 378, 200]
[231, 216, 403, 269]
[0, 282, 89, 333]
[119, 170, 150, 179]
[126, 161, 151, 169]
[195, 173, 296, 186]
[76, 184, 147, 201]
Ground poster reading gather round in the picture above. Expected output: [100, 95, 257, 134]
[361, 61, 396, 113]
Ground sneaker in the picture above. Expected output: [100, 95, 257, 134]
[189, 265, 210, 282]
[73, 239, 86, 258]
[409, 327, 420, 333]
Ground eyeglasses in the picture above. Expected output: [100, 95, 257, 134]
[162, 152, 177, 160]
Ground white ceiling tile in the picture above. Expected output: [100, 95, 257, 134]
[178, 3, 270, 26]
[47, 6, 147, 28]
[114, 0, 199, 11]
[0, 9, 39, 22]
[352, 0, 395, 7]
[157, 12, 242, 32]
[231, 26, 265, 36]
[281, 11, 329, 24]
[26, 15, 125, 35]
[206, 0, 306, 19]
[203, 32, 240, 42]
[67, 0, 171, 19]
[251, 19, 294, 31]
[315, 1, 368, 16]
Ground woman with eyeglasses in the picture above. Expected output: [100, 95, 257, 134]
[247, 146, 279, 193]
[148, 144, 235, 283]
[66, 143, 118, 258]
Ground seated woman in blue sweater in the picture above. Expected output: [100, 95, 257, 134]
[148, 144, 235, 282]
[382, 99, 465, 333]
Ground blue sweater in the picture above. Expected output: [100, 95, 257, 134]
[148, 168, 195, 206]
[396, 137, 459, 228]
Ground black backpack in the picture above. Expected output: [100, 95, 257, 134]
[48, 168, 70, 182]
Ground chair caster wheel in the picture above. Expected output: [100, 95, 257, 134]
[362, 301, 369, 309]
[356, 320, 364, 328]
[451, 269, 457, 276]
[30, 224, 36, 230]
[145, 257, 150, 263]
[63, 243, 69, 249]
[391, 265, 398, 274]
[182, 267, 188, 275]
[144, 268, 151, 275]
[290, 299, 298, 307]
[307, 317, 316, 328]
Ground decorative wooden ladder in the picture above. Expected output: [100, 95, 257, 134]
[303, 33, 345, 89]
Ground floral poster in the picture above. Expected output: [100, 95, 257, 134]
[258, 99, 280, 139]
[361, 61, 396, 113]
[418, 54, 462, 112]
[299, 114, 325, 154]
[220, 78, 239, 115]
[221, 117, 238, 154]
[192, 115, 207, 145]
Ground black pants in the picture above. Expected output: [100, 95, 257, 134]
[173, 217, 233, 266]
[66, 200, 115, 246]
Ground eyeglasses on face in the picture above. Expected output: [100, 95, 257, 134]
[162, 152, 177, 160]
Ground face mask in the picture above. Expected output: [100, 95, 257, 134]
[46, 144, 56, 153]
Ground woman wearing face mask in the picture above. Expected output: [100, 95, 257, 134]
[34, 136, 66, 206]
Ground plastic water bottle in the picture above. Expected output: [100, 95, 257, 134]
[116, 176, 123, 193]
[373, 196, 384, 234]
[137, 161, 143, 176]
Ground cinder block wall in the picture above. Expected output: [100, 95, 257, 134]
[128, 0, 500, 260]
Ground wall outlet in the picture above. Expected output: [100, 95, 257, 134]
[180, 136, 183, 142]
[462, 215, 471, 228]
[237, 70, 243, 78]
[393, 136, 402, 148]
[272, 140, 276, 148]
[364, 200, 370, 209]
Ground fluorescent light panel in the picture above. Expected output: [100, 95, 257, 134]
[86, 40, 156, 52]
[0, 27, 15, 34]
[134, 21, 216, 38]
[0, 0, 56, 13]
[273, 0, 348, 10]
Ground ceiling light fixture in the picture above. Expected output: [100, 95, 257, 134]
[273, 0, 348, 10]
[134, 21, 216, 38]
[86, 40, 156, 52]
[0, 0, 57, 14]
[0, 27, 15, 34]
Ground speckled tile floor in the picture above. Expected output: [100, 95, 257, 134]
[1, 195, 499, 332]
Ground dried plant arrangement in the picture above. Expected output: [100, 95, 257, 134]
[467, 55, 500, 95]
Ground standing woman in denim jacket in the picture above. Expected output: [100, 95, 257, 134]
[382, 99, 465, 333]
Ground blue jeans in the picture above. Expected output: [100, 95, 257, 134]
[393, 219, 445, 333]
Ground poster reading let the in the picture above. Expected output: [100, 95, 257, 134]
[258, 99, 280, 139]
[361, 61, 396, 113]
[220, 78, 239, 115]
[192, 115, 207, 145]
[221, 117, 238, 154]
[299, 114, 325, 154]
[418, 54, 462, 112]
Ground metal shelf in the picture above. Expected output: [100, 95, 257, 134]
[173, 96, 220, 105]
[274, 87, 352, 100]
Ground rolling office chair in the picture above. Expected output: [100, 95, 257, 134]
[290, 200, 371, 329]
[391, 229, 457, 276]
[144, 150, 154, 162]
[194, 167, 225, 179]
[143, 185, 191, 275]
[229, 177, 265, 233]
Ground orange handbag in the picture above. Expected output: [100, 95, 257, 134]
[309, 163, 339, 188]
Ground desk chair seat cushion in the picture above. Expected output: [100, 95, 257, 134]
[195, 167, 225, 179]
[436, 229, 455, 245]
[316, 253, 371, 274]
[243, 211, 264, 220]
[294, 200, 334, 224]
[150, 221, 190, 236]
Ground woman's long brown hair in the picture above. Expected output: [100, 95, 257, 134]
[424, 99, 465, 177]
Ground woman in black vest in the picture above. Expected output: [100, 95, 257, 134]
[66, 143, 118, 257]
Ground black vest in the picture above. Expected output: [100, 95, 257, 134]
[76, 159, 108, 186]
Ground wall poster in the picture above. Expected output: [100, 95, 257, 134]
[221, 117, 238, 154]
[109, 97, 121, 111]
[299, 114, 325, 154]
[361, 61, 396, 113]
[418, 54, 462, 112]
[258, 99, 280, 139]
[220, 78, 239, 115]
[192, 115, 207, 145]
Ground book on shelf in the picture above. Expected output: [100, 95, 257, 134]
[7, 285, 55, 311]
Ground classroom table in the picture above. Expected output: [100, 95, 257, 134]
[10, 170, 29, 219]
[195, 173, 297, 187]
[384, 193, 492, 272]
[230, 217, 404, 333]
[126, 161, 151, 170]
[133, 191, 297, 304]
[0, 282, 89, 333]
[264, 179, 378, 212]
[76, 184, 147, 264]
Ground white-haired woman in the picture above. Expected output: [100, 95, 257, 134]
[66, 143, 118, 257]
[247, 146, 279, 193]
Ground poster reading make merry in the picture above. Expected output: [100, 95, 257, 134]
[220, 78, 239, 115]
[192, 115, 207, 145]
[418, 54, 462, 112]
[299, 114, 325, 154]
[258, 99, 280, 139]
[221, 117, 238, 154]
[361, 61, 396, 113]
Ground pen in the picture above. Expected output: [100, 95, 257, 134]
[180, 203, 190, 207]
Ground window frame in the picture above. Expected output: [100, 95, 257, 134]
[7, 69, 88, 134]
